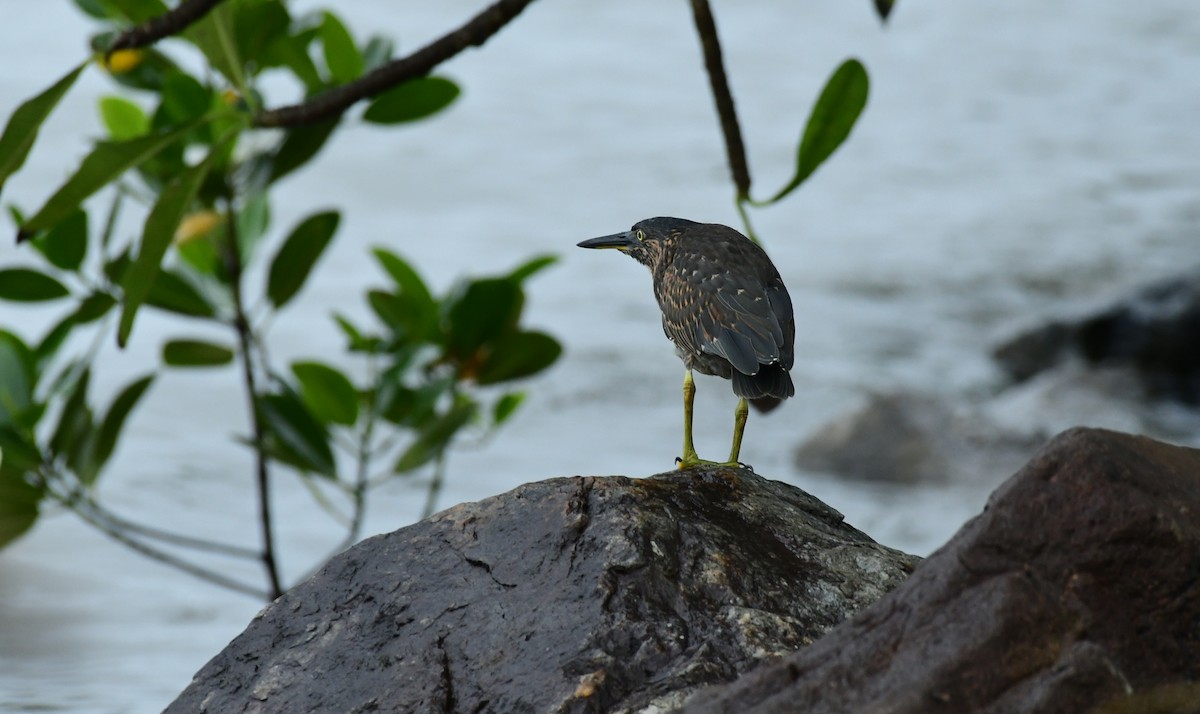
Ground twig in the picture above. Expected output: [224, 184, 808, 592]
[224, 200, 285, 600]
[689, 0, 752, 200]
[107, 0, 228, 53]
[88, 499, 262, 559]
[254, 0, 538, 128]
[45, 479, 267, 599]
[421, 453, 447, 519]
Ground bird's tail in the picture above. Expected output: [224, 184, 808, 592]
[733, 363, 794, 413]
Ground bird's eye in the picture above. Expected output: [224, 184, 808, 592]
[635, 229, 646, 241]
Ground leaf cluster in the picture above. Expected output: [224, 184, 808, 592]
[0, 0, 557, 581]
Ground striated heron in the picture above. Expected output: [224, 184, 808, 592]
[578, 217, 795, 468]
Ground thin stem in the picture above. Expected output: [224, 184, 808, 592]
[44, 478, 266, 599]
[87, 497, 262, 559]
[223, 201, 284, 600]
[689, 0, 752, 200]
[254, 0, 538, 128]
[421, 453, 447, 519]
[107, 0, 228, 53]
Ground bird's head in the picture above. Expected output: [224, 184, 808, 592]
[577, 217, 699, 268]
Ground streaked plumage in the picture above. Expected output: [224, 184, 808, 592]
[578, 217, 795, 467]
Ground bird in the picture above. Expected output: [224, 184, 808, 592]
[578, 217, 795, 468]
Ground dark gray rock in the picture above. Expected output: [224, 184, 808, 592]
[166, 467, 917, 713]
[794, 391, 1046, 484]
[686, 428, 1200, 714]
[993, 274, 1200, 404]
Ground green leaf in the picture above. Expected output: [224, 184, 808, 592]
[18, 119, 203, 240]
[49, 367, 94, 474]
[767, 58, 869, 204]
[874, 0, 896, 22]
[0, 269, 70, 302]
[99, 96, 149, 140]
[0, 62, 87, 199]
[393, 401, 476, 474]
[235, 191, 270, 260]
[260, 28, 323, 93]
[0, 331, 35, 428]
[233, 0, 291, 70]
[378, 374, 452, 427]
[258, 391, 336, 477]
[492, 391, 525, 426]
[320, 11, 363, 84]
[508, 254, 557, 283]
[333, 313, 382, 353]
[34, 315, 78, 373]
[361, 35, 394, 72]
[145, 269, 217, 318]
[266, 210, 339, 308]
[117, 131, 234, 347]
[162, 339, 234, 367]
[106, 0, 167, 23]
[475, 331, 562, 385]
[157, 73, 213, 126]
[363, 77, 460, 125]
[108, 48, 182, 93]
[445, 278, 522, 358]
[31, 208, 88, 272]
[372, 248, 438, 340]
[264, 119, 339, 185]
[184, 3, 246, 91]
[74, 0, 120, 20]
[291, 361, 358, 426]
[74, 292, 118, 323]
[85, 374, 153, 483]
[0, 454, 43, 549]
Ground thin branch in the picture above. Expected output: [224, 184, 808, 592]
[45, 481, 266, 599]
[421, 453, 448, 519]
[254, 0, 538, 128]
[86, 498, 262, 559]
[224, 201, 285, 600]
[689, 0, 752, 200]
[107, 0, 228, 53]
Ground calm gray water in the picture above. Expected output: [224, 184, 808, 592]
[2, 1, 1200, 711]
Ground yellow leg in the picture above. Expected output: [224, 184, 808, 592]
[679, 370, 701, 467]
[727, 397, 749, 465]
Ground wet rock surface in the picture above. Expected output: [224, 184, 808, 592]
[165, 467, 917, 713]
[686, 428, 1200, 714]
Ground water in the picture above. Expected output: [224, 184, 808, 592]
[2, 1, 1199, 711]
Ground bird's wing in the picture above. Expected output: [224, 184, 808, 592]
[658, 249, 790, 376]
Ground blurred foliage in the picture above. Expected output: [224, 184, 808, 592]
[0, 0, 560, 597]
[0, 0, 886, 598]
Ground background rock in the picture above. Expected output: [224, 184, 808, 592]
[793, 391, 1047, 484]
[687, 428, 1200, 714]
[993, 274, 1200, 404]
[165, 468, 916, 713]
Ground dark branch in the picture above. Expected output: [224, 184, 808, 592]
[108, 0, 228, 53]
[224, 201, 285, 601]
[254, 0, 537, 128]
[689, 0, 752, 200]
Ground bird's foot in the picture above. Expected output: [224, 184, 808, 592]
[675, 455, 752, 471]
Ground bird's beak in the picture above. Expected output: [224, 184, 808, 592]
[577, 231, 636, 251]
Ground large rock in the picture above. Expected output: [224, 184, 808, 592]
[686, 428, 1200, 713]
[166, 468, 917, 713]
[993, 274, 1200, 404]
